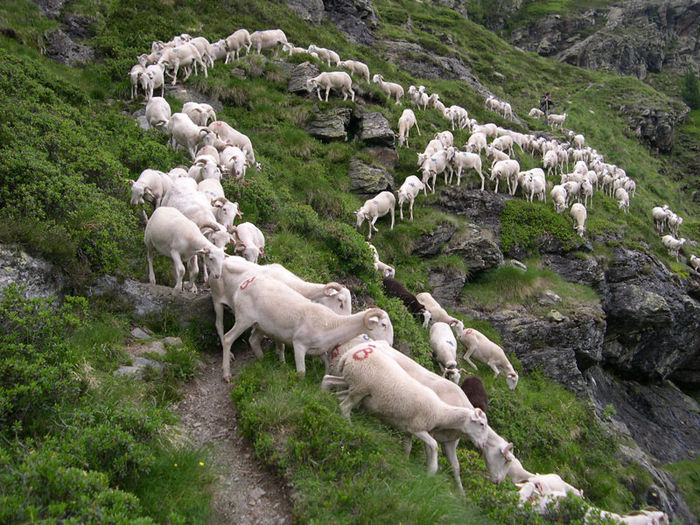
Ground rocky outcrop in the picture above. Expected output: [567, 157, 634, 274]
[0, 244, 66, 300]
[305, 106, 352, 141]
[288, 62, 319, 94]
[29, 0, 66, 18]
[412, 224, 457, 257]
[347, 158, 394, 195]
[287, 0, 325, 23]
[438, 187, 509, 233]
[44, 28, 94, 66]
[427, 266, 467, 307]
[443, 225, 504, 274]
[323, 0, 378, 45]
[351, 108, 395, 147]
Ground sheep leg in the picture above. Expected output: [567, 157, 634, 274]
[214, 301, 226, 350]
[338, 389, 367, 420]
[186, 254, 199, 293]
[409, 199, 414, 221]
[390, 206, 395, 230]
[431, 172, 437, 194]
[463, 349, 479, 371]
[248, 327, 265, 359]
[276, 342, 286, 363]
[325, 87, 330, 102]
[442, 440, 465, 495]
[321, 375, 348, 391]
[415, 120, 421, 136]
[146, 242, 157, 285]
[488, 361, 501, 377]
[292, 342, 311, 375]
[412, 431, 439, 475]
[221, 317, 254, 381]
[171, 251, 186, 292]
[399, 200, 404, 221]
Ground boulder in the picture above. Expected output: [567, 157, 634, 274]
[361, 146, 398, 169]
[412, 224, 457, 257]
[323, 0, 379, 45]
[443, 224, 503, 274]
[0, 244, 66, 300]
[44, 28, 94, 66]
[352, 108, 395, 147]
[438, 187, 509, 233]
[348, 158, 394, 195]
[287, 0, 324, 23]
[30, 0, 66, 18]
[288, 62, 319, 94]
[305, 106, 352, 141]
[427, 266, 467, 307]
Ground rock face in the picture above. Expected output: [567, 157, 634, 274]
[438, 187, 509, 233]
[412, 224, 457, 257]
[287, 0, 325, 23]
[44, 28, 95, 66]
[323, 0, 379, 45]
[288, 62, 319, 94]
[305, 106, 352, 141]
[29, 0, 66, 18]
[351, 108, 395, 147]
[443, 225, 504, 274]
[0, 244, 66, 300]
[427, 266, 467, 307]
[347, 158, 394, 195]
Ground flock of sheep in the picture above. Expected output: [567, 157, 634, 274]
[125, 27, 672, 524]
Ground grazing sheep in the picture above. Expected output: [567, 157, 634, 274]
[581, 178, 594, 208]
[129, 169, 172, 221]
[207, 120, 259, 170]
[209, 39, 228, 63]
[167, 112, 217, 160]
[372, 74, 404, 104]
[158, 43, 207, 85]
[563, 180, 581, 206]
[460, 375, 488, 413]
[415, 292, 461, 329]
[355, 191, 395, 240]
[528, 108, 544, 118]
[140, 63, 165, 100]
[667, 212, 683, 237]
[188, 36, 214, 68]
[220, 273, 392, 378]
[367, 243, 395, 278]
[449, 149, 484, 189]
[230, 222, 265, 263]
[397, 175, 425, 221]
[456, 327, 519, 390]
[338, 59, 370, 83]
[689, 254, 700, 272]
[573, 134, 585, 149]
[419, 149, 451, 194]
[382, 276, 430, 326]
[480, 427, 533, 484]
[492, 135, 514, 157]
[397, 109, 420, 148]
[224, 29, 252, 62]
[661, 235, 686, 262]
[144, 206, 225, 293]
[651, 205, 670, 234]
[570, 203, 587, 238]
[306, 71, 355, 102]
[188, 153, 221, 182]
[520, 169, 546, 202]
[547, 112, 567, 129]
[160, 177, 224, 232]
[250, 29, 288, 57]
[520, 473, 584, 499]
[491, 159, 520, 195]
[145, 96, 171, 131]
[465, 132, 488, 155]
[182, 102, 216, 127]
[129, 63, 145, 99]
[322, 340, 488, 478]
[615, 187, 630, 213]
[429, 322, 460, 383]
[307, 44, 340, 66]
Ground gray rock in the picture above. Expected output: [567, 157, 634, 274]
[287, 0, 324, 23]
[412, 224, 457, 257]
[288, 62, 319, 94]
[352, 109, 395, 147]
[133, 356, 165, 372]
[0, 244, 66, 300]
[163, 336, 183, 347]
[44, 28, 94, 66]
[306, 106, 352, 141]
[348, 158, 394, 195]
[29, 0, 65, 18]
[547, 309, 566, 322]
[540, 290, 562, 305]
[113, 366, 144, 379]
[427, 266, 467, 307]
[443, 225, 503, 274]
[144, 340, 167, 356]
[130, 327, 153, 340]
[136, 115, 149, 131]
[323, 0, 378, 45]
[438, 187, 509, 233]
[361, 146, 398, 169]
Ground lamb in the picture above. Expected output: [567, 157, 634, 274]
[306, 71, 355, 102]
[415, 292, 461, 329]
[322, 341, 488, 478]
[182, 102, 216, 126]
[519, 473, 584, 499]
[157, 43, 207, 85]
[569, 203, 587, 238]
[429, 322, 460, 384]
[547, 112, 567, 129]
[491, 159, 520, 194]
[367, 243, 395, 278]
[397, 175, 425, 221]
[456, 327, 519, 390]
[355, 191, 395, 240]
[397, 109, 420, 148]
[337, 59, 370, 83]
[661, 235, 686, 262]
[167, 112, 217, 160]
[220, 273, 392, 378]
[144, 206, 225, 293]
[460, 375, 488, 414]
[307, 44, 340, 66]
[139, 63, 165, 100]
[250, 29, 288, 57]
[615, 187, 630, 213]
[382, 276, 430, 326]
[230, 222, 265, 263]
[129, 63, 145, 99]
[224, 29, 252, 62]
[528, 108, 544, 118]
[208, 121, 259, 170]
[449, 149, 484, 189]
[145, 96, 171, 131]
[551, 185, 568, 213]
[372, 74, 404, 104]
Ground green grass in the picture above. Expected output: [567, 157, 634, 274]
[664, 458, 700, 519]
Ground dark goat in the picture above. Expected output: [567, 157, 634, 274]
[460, 375, 488, 414]
[382, 276, 429, 324]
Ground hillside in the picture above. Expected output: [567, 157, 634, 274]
[0, 0, 698, 523]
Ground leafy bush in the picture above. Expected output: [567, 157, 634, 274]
[681, 68, 700, 109]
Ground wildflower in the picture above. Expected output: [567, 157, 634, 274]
[199, 461, 204, 466]
[174, 463, 178, 468]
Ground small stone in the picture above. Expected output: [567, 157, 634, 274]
[130, 327, 153, 340]
[163, 336, 183, 347]
[508, 259, 528, 271]
[144, 340, 167, 356]
[539, 290, 562, 305]
[113, 366, 144, 379]
[250, 487, 266, 500]
[548, 310, 566, 323]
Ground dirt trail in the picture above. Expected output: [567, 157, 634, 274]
[174, 351, 295, 524]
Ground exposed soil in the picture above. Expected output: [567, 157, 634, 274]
[174, 350, 295, 525]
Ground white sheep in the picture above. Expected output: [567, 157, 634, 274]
[581, 178, 593, 208]
[196, 145, 220, 164]
[306, 71, 355, 102]
[230, 222, 265, 263]
[337, 59, 370, 83]
[563, 180, 581, 206]
[188, 154, 221, 182]
[420, 149, 451, 194]
[367, 243, 395, 278]
[491, 159, 520, 194]
[197, 178, 225, 201]
[520, 473, 584, 499]
[415, 292, 462, 329]
[221, 273, 392, 378]
[282, 42, 310, 56]
[570, 203, 587, 238]
[449, 149, 484, 189]
[129, 169, 172, 221]
[547, 112, 567, 129]
[651, 205, 670, 234]
[182, 102, 216, 127]
[189, 36, 214, 68]
[667, 211, 683, 237]
[209, 39, 228, 63]
[139, 63, 165, 100]
[491, 135, 514, 157]
[372, 74, 404, 104]
[167, 112, 217, 160]
[551, 185, 568, 213]
[435, 130, 454, 149]
[465, 132, 488, 155]
[145, 96, 171, 131]
[429, 322, 460, 383]
[457, 327, 519, 390]
[573, 134, 585, 149]
[160, 177, 225, 232]
[307, 44, 340, 66]
[615, 187, 630, 213]
[224, 29, 252, 62]
[144, 206, 225, 293]
[158, 43, 207, 85]
[519, 169, 546, 202]
[322, 340, 488, 477]
[250, 29, 288, 57]
[397, 175, 425, 221]
[208, 120, 259, 170]
[661, 235, 686, 262]
[445, 105, 469, 130]
[480, 427, 533, 484]
[689, 254, 700, 272]
[219, 145, 247, 179]
[355, 191, 396, 240]
[397, 109, 420, 148]
[528, 108, 544, 118]
[129, 63, 145, 99]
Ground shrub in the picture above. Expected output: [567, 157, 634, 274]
[681, 68, 700, 109]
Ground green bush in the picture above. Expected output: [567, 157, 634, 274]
[681, 68, 700, 109]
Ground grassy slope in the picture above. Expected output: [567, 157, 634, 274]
[0, 0, 697, 522]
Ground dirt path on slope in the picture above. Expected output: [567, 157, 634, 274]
[174, 351, 295, 525]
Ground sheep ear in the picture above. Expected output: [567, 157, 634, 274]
[324, 287, 339, 297]
[471, 408, 485, 421]
[535, 481, 544, 493]
[129, 179, 136, 186]
[212, 199, 223, 208]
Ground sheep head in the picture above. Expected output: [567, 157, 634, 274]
[461, 407, 488, 449]
[363, 308, 393, 345]
[506, 371, 519, 391]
